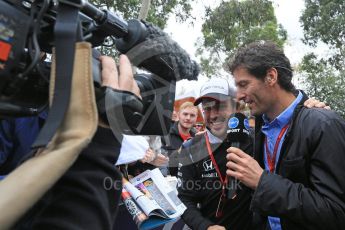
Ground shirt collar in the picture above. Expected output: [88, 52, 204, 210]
[206, 129, 223, 144]
[262, 91, 303, 128]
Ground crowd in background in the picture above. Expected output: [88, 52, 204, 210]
[1, 41, 345, 230]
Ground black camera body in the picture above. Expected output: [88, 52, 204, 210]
[0, 1, 30, 84]
[0, 0, 46, 114]
[0, 0, 199, 141]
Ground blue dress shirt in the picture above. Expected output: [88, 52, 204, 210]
[261, 91, 303, 230]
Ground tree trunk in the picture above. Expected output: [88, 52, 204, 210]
[138, 0, 151, 20]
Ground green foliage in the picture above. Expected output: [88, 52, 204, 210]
[299, 54, 345, 118]
[89, 0, 196, 58]
[91, 0, 196, 29]
[301, 0, 344, 70]
[301, 0, 345, 50]
[198, 56, 219, 78]
[299, 0, 345, 118]
[197, 0, 287, 77]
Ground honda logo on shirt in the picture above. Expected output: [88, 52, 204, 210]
[203, 159, 214, 171]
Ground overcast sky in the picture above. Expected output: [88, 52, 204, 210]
[164, 0, 327, 96]
[165, 0, 313, 64]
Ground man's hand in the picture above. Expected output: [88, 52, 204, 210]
[150, 153, 169, 167]
[195, 130, 206, 136]
[226, 147, 264, 190]
[304, 98, 330, 110]
[207, 225, 226, 230]
[141, 148, 155, 163]
[99, 54, 141, 98]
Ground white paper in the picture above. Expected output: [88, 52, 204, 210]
[116, 135, 149, 165]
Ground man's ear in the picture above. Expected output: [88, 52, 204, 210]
[265, 68, 278, 85]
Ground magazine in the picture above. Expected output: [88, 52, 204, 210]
[122, 169, 186, 230]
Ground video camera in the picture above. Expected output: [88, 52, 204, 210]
[0, 0, 199, 146]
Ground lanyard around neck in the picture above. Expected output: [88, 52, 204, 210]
[264, 123, 289, 173]
[204, 133, 228, 187]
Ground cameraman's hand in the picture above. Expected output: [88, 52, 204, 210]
[99, 55, 141, 98]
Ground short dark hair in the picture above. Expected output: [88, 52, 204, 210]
[227, 41, 295, 92]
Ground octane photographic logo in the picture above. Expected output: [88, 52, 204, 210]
[106, 34, 180, 144]
[105, 30, 216, 168]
